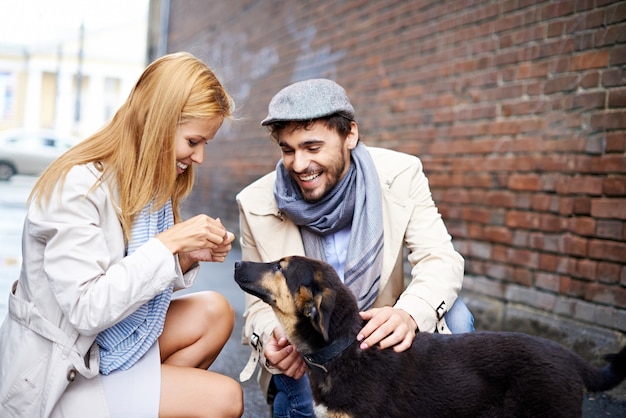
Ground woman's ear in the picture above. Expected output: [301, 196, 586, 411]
[347, 121, 359, 150]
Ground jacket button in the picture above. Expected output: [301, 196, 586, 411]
[67, 369, 77, 382]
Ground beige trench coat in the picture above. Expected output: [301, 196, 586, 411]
[0, 163, 197, 417]
[236, 145, 465, 396]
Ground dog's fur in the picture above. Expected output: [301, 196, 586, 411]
[234, 256, 626, 418]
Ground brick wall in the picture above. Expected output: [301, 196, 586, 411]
[162, 0, 626, 340]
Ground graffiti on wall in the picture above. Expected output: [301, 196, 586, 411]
[188, 12, 345, 106]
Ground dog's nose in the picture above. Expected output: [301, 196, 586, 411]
[234, 261, 241, 269]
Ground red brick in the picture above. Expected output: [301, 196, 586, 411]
[602, 68, 626, 87]
[558, 197, 574, 215]
[506, 211, 535, 229]
[590, 155, 626, 172]
[539, 253, 558, 271]
[562, 234, 589, 257]
[571, 51, 609, 71]
[607, 1, 626, 25]
[591, 111, 626, 131]
[491, 245, 508, 264]
[572, 91, 606, 110]
[531, 194, 551, 211]
[567, 217, 596, 236]
[580, 71, 601, 88]
[544, 74, 579, 94]
[541, 1, 575, 19]
[603, 176, 626, 196]
[486, 263, 514, 281]
[588, 239, 626, 263]
[590, 198, 626, 220]
[560, 276, 586, 297]
[596, 220, 624, 240]
[547, 21, 564, 38]
[513, 267, 533, 287]
[529, 232, 561, 253]
[507, 248, 539, 269]
[538, 213, 565, 232]
[609, 88, 626, 108]
[597, 261, 621, 284]
[467, 223, 484, 239]
[536, 272, 561, 292]
[585, 283, 626, 306]
[574, 258, 597, 280]
[609, 45, 626, 66]
[486, 191, 516, 208]
[483, 226, 513, 244]
[508, 174, 542, 191]
[569, 176, 604, 195]
[601, 23, 626, 45]
[605, 132, 626, 151]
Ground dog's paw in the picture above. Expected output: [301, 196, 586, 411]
[313, 403, 329, 418]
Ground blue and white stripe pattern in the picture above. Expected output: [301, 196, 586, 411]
[96, 199, 174, 375]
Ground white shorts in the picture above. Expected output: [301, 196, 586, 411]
[101, 342, 161, 417]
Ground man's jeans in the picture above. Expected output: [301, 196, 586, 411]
[270, 299, 475, 417]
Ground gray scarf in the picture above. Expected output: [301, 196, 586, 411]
[274, 143, 383, 309]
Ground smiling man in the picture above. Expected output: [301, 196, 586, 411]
[236, 78, 474, 417]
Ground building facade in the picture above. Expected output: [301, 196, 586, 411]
[0, 11, 147, 140]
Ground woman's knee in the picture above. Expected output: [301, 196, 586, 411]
[204, 374, 243, 417]
[221, 377, 244, 417]
[200, 291, 235, 331]
[160, 366, 243, 417]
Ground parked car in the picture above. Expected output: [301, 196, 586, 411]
[0, 130, 77, 181]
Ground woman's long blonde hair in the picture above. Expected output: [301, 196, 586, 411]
[29, 52, 234, 240]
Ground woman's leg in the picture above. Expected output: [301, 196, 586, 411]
[158, 291, 243, 418]
[271, 374, 315, 418]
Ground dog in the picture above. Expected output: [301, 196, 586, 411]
[234, 256, 626, 418]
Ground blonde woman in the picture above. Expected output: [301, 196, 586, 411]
[0, 52, 243, 417]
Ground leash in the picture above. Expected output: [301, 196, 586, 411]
[302, 335, 357, 373]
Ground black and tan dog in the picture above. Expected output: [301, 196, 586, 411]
[234, 256, 626, 418]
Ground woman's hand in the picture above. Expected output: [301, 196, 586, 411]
[156, 214, 234, 256]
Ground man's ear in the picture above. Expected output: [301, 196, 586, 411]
[346, 121, 359, 150]
[308, 290, 335, 342]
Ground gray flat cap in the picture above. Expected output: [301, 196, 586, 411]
[261, 78, 355, 125]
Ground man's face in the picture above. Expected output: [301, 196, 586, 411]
[278, 120, 358, 202]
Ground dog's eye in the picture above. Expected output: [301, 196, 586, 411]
[273, 263, 282, 272]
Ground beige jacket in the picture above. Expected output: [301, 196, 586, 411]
[0, 163, 197, 417]
[236, 146, 464, 394]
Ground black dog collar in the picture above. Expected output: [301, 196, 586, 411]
[302, 335, 356, 373]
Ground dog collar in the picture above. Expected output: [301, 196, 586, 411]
[302, 335, 356, 373]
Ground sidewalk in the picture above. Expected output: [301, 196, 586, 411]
[184, 246, 269, 417]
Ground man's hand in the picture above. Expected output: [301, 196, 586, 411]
[264, 326, 307, 379]
[357, 306, 418, 353]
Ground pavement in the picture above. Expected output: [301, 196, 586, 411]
[180, 247, 270, 417]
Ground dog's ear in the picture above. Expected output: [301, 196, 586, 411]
[306, 290, 335, 342]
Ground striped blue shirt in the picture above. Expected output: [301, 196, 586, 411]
[96, 200, 174, 375]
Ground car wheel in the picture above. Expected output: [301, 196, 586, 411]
[0, 160, 16, 181]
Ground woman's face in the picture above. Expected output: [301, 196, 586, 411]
[174, 117, 223, 175]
